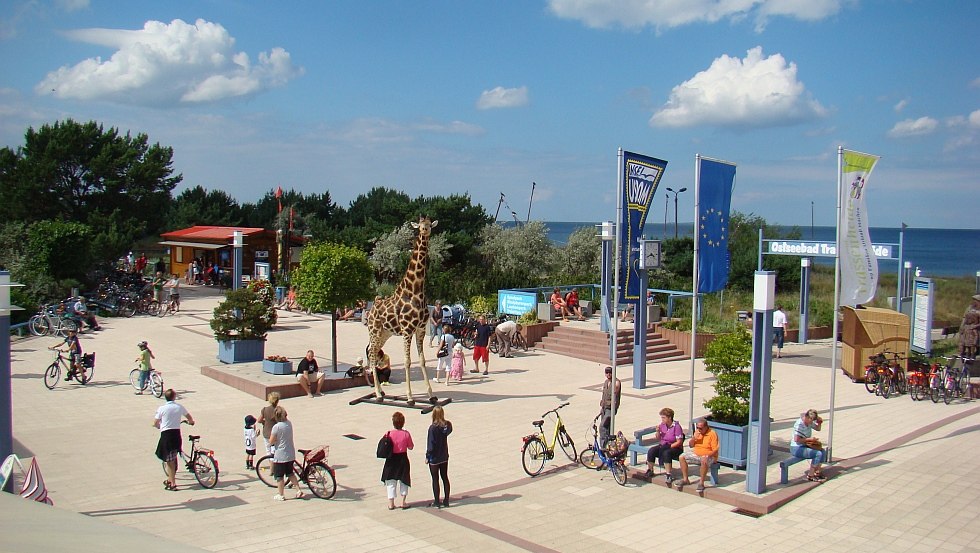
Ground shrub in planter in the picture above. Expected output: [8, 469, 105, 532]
[702, 326, 752, 426]
[210, 281, 278, 341]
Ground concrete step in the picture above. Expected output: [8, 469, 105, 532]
[537, 324, 688, 364]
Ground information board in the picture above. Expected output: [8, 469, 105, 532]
[910, 278, 934, 354]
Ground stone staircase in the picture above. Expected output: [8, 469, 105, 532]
[536, 324, 688, 365]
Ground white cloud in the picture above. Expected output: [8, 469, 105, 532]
[970, 109, 980, 128]
[649, 46, 827, 128]
[887, 117, 939, 138]
[547, 0, 844, 31]
[893, 99, 908, 112]
[970, 77, 980, 88]
[35, 18, 303, 106]
[476, 86, 529, 110]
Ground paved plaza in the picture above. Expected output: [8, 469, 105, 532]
[3, 285, 979, 552]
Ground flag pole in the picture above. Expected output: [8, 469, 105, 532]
[610, 148, 624, 438]
[689, 154, 701, 430]
[827, 146, 844, 461]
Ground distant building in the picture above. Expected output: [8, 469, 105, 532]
[159, 226, 302, 283]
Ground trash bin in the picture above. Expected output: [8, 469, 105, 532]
[647, 305, 661, 323]
[275, 286, 287, 303]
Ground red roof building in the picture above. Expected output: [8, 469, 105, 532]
[159, 226, 299, 283]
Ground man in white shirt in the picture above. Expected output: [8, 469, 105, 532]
[153, 389, 195, 490]
[494, 319, 520, 358]
[772, 305, 788, 358]
[72, 296, 102, 331]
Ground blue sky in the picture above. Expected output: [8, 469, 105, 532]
[1, 1, 977, 228]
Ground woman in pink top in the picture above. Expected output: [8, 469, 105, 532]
[381, 411, 414, 509]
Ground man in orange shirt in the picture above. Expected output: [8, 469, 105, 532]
[677, 417, 719, 492]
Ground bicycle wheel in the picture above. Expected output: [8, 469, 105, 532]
[956, 371, 969, 399]
[610, 460, 627, 486]
[864, 369, 878, 393]
[76, 364, 92, 385]
[461, 332, 475, 349]
[910, 382, 922, 401]
[306, 462, 337, 499]
[192, 453, 219, 488]
[895, 371, 907, 395]
[150, 372, 164, 398]
[514, 333, 528, 352]
[488, 336, 499, 354]
[521, 437, 547, 477]
[578, 446, 604, 470]
[119, 301, 136, 318]
[129, 368, 142, 391]
[146, 300, 160, 316]
[255, 455, 277, 487]
[43, 363, 60, 390]
[557, 426, 577, 462]
[944, 377, 954, 405]
[28, 315, 49, 336]
[879, 376, 890, 399]
[930, 375, 942, 403]
[57, 318, 78, 337]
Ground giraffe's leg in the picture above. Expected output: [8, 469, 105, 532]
[416, 326, 435, 400]
[403, 335, 414, 405]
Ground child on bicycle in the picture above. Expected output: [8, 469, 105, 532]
[135, 340, 155, 395]
[52, 328, 85, 381]
[244, 415, 258, 469]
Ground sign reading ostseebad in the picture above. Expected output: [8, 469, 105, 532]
[498, 290, 537, 317]
[765, 240, 897, 259]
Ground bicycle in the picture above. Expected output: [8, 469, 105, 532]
[877, 353, 907, 399]
[863, 353, 887, 394]
[578, 414, 629, 486]
[164, 422, 219, 488]
[939, 356, 972, 405]
[521, 402, 577, 476]
[129, 364, 164, 397]
[906, 357, 934, 401]
[43, 348, 94, 390]
[158, 292, 180, 317]
[255, 445, 337, 499]
[489, 328, 528, 355]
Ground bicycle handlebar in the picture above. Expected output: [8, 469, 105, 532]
[541, 402, 570, 417]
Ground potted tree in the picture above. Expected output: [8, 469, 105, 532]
[211, 280, 278, 364]
[701, 326, 752, 468]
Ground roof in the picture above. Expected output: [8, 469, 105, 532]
[160, 226, 268, 242]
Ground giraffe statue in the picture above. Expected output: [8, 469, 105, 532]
[365, 216, 438, 405]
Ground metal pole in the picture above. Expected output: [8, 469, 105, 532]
[673, 193, 679, 239]
[0, 271, 23, 493]
[688, 157, 701, 431]
[663, 194, 668, 241]
[799, 258, 810, 344]
[897, 223, 906, 308]
[611, 149, 624, 438]
[827, 145, 844, 462]
[232, 231, 243, 291]
[757, 228, 763, 271]
[527, 182, 535, 223]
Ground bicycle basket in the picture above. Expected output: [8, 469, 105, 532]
[81, 353, 96, 368]
[305, 445, 329, 464]
[604, 432, 630, 459]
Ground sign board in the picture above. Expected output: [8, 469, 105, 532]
[910, 278, 934, 354]
[763, 240, 898, 259]
[254, 262, 270, 281]
[498, 290, 537, 317]
[255, 250, 269, 260]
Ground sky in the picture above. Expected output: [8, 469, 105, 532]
[1, 0, 978, 229]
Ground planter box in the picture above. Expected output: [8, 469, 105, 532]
[659, 326, 717, 358]
[707, 419, 749, 469]
[523, 321, 559, 347]
[262, 359, 293, 375]
[217, 339, 266, 364]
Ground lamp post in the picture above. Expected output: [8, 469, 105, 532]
[597, 221, 615, 334]
[665, 186, 687, 239]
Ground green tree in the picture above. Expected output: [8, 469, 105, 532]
[702, 327, 753, 425]
[168, 185, 243, 229]
[727, 211, 801, 292]
[368, 222, 450, 285]
[478, 221, 554, 290]
[291, 241, 374, 372]
[550, 225, 601, 284]
[0, 119, 181, 262]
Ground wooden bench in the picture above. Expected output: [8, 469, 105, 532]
[779, 455, 806, 484]
[627, 426, 719, 485]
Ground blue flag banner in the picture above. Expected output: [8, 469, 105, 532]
[619, 151, 667, 303]
[697, 158, 736, 293]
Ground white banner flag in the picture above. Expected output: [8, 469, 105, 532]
[839, 149, 880, 306]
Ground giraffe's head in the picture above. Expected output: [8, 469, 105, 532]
[410, 216, 438, 238]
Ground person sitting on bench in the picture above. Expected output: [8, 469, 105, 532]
[790, 409, 826, 482]
[296, 350, 323, 397]
[678, 417, 718, 493]
[643, 407, 685, 487]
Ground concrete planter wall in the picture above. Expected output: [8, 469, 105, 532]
[523, 321, 559, 347]
[217, 339, 266, 364]
[659, 326, 717, 358]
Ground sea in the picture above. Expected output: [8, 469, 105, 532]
[505, 222, 980, 278]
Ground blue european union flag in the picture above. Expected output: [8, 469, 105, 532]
[697, 158, 736, 293]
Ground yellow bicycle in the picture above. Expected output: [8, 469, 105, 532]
[521, 402, 577, 476]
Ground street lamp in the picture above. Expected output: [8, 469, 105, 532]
[665, 186, 687, 239]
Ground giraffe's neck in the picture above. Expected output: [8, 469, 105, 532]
[394, 233, 429, 298]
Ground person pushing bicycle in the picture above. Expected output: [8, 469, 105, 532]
[135, 341, 156, 395]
